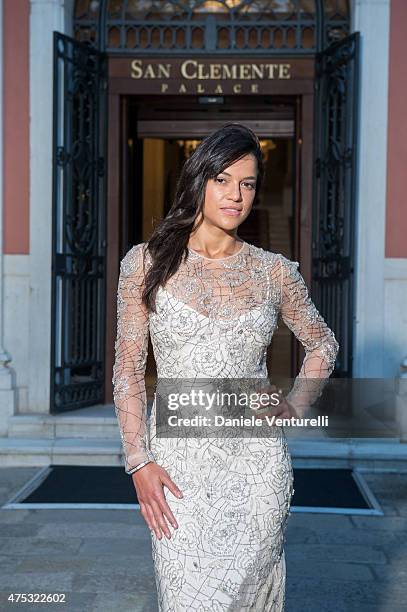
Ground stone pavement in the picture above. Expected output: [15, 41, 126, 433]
[0, 467, 406, 612]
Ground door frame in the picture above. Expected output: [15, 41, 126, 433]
[105, 84, 315, 402]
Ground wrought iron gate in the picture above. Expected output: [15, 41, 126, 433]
[51, 32, 108, 412]
[312, 32, 360, 378]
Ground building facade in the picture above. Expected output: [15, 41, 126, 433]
[0, 1, 406, 463]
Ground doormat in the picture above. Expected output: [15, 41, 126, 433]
[290, 468, 383, 515]
[3, 466, 383, 515]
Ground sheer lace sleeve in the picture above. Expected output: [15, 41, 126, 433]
[112, 243, 156, 475]
[278, 254, 340, 412]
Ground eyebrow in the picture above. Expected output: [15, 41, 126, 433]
[219, 171, 257, 180]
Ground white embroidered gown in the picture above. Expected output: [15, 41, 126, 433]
[112, 240, 339, 611]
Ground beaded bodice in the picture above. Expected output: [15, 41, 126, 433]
[112, 240, 339, 474]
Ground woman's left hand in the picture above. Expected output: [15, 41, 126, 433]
[252, 383, 298, 420]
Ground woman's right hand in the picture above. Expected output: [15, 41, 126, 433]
[132, 462, 183, 540]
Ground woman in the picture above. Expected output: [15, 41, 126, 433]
[112, 123, 339, 611]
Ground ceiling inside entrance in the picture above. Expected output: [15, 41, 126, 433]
[129, 95, 295, 138]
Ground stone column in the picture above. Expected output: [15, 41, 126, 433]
[0, 0, 16, 434]
[28, 0, 74, 413]
[352, 0, 391, 377]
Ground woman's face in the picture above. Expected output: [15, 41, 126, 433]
[200, 154, 258, 231]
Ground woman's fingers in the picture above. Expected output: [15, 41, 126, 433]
[255, 383, 283, 410]
[257, 395, 291, 420]
[258, 399, 295, 420]
[148, 506, 163, 540]
[157, 486, 180, 530]
[150, 498, 172, 539]
[133, 464, 182, 539]
[141, 501, 162, 539]
[161, 473, 183, 501]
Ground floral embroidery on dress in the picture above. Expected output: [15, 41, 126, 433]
[112, 240, 339, 611]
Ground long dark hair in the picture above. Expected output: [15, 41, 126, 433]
[142, 122, 265, 312]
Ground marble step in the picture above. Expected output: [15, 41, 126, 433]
[0, 437, 124, 469]
[7, 404, 126, 439]
[0, 437, 407, 472]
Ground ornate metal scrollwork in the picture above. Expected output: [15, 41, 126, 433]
[51, 33, 108, 412]
[74, 0, 350, 54]
[312, 32, 359, 378]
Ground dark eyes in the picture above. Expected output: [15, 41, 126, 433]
[215, 177, 256, 190]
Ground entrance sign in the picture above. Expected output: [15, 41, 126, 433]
[109, 57, 314, 95]
[132, 59, 291, 80]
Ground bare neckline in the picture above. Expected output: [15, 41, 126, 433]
[187, 240, 247, 261]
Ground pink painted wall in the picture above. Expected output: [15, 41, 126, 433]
[385, 0, 407, 258]
[3, 0, 29, 254]
[1, 1, 405, 258]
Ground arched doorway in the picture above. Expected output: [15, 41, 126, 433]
[51, 1, 356, 413]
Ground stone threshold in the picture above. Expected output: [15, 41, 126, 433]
[0, 436, 406, 472]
